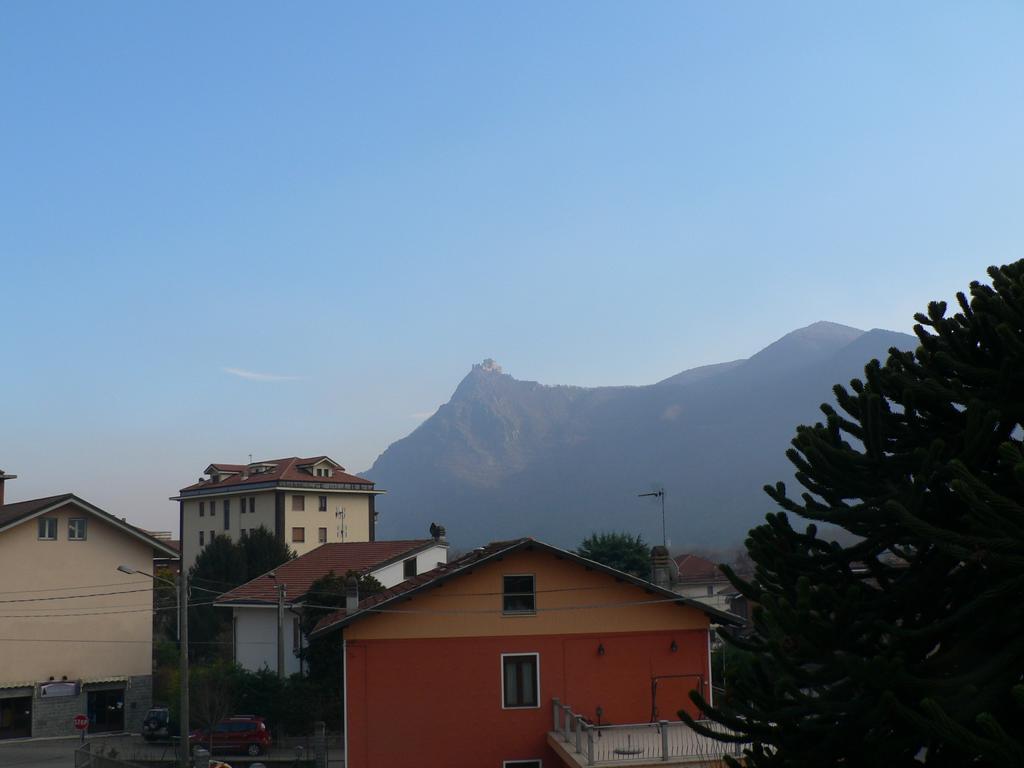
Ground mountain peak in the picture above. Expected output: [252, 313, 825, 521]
[787, 320, 865, 341]
[473, 358, 504, 374]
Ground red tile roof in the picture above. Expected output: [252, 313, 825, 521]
[311, 538, 743, 637]
[215, 540, 438, 605]
[180, 456, 374, 493]
[673, 553, 726, 582]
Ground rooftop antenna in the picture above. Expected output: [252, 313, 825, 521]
[638, 488, 666, 548]
[249, 454, 253, 464]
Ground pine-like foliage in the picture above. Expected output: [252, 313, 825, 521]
[681, 262, 1024, 767]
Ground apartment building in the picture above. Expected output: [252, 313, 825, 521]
[173, 456, 384, 569]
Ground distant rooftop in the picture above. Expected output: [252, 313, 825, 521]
[178, 455, 377, 494]
[215, 539, 440, 605]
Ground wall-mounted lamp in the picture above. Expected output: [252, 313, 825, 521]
[670, 640, 678, 653]
[597, 643, 605, 656]
[595, 706, 603, 725]
[61, 675, 68, 681]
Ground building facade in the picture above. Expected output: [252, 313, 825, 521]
[173, 456, 383, 569]
[312, 539, 740, 768]
[0, 485, 178, 740]
[215, 535, 449, 675]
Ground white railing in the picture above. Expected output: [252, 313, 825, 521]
[551, 698, 747, 765]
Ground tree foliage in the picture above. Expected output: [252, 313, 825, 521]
[187, 526, 293, 661]
[682, 262, 1024, 767]
[576, 532, 651, 578]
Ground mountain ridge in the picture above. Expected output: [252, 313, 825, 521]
[365, 322, 918, 549]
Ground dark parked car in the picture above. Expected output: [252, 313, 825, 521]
[142, 707, 174, 741]
[190, 715, 272, 757]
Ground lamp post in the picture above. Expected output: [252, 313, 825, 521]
[638, 488, 666, 548]
[118, 565, 189, 768]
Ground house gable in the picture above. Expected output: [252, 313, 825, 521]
[342, 545, 714, 641]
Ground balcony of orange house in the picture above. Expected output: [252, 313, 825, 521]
[547, 698, 748, 767]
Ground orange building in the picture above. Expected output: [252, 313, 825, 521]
[311, 538, 742, 768]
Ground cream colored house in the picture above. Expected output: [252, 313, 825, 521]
[172, 456, 384, 570]
[0, 485, 178, 740]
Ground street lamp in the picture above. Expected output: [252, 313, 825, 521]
[638, 488, 667, 548]
[118, 564, 189, 768]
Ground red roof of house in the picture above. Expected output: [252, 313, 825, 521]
[311, 538, 743, 637]
[673, 553, 726, 582]
[179, 456, 374, 493]
[215, 540, 439, 605]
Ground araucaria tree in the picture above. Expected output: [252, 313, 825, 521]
[683, 262, 1024, 767]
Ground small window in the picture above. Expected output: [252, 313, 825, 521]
[223, 500, 230, 530]
[503, 575, 536, 614]
[249, 497, 255, 514]
[68, 518, 88, 541]
[403, 557, 417, 579]
[38, 517, 57, 540]
[318, 495, 327, 512]
[239, 497, 245, 514]
[504, 762, 542, 768]
[706, 584, 715, 597]
[292, 527, 305, 543]
[210, 530, 215, 543]
[199, 501, 205, 517]
[318, 527, 327, 543]
[502, 654, 539, 709]
[199, 530, 205, 546]
[292, 495, 305, 512]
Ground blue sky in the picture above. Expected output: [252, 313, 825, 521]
[2, 2, 1022, 530]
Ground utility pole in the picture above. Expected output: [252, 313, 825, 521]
[178, 573, 189, 768]
[117, 564, 188, 768]
[276, 582, 287, 679]
[638, 489, 666, 548]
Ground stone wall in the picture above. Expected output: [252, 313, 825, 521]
[31, 676, 152, 738]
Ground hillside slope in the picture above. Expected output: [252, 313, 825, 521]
[366, 323, 918, 549]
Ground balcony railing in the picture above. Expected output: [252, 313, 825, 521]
[550, 698, 747, 765]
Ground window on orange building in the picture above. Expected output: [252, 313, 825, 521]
[503, 762, 542, 768]
[502, 575, 535, 614]
[502, 653, 539, 708]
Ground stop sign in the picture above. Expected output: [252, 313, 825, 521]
[73, 714, 88, 731]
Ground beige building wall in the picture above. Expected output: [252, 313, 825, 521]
[282, 491, 371, 555]
[180, 491, 276, 568]
[180, 490, 374, 567]
[0, 504, 153, 685]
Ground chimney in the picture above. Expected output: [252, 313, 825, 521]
[345, 575, 360, 614]
[650, 545, 671, 588]
[0, 470, 16, 506]
[429, 522, 447, 542]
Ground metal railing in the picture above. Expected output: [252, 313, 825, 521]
[551, 698, 747, 765]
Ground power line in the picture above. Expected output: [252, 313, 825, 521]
[0, 579, 153, 596]
[0, 588, 152, 604]
[0, 600, 220, 619]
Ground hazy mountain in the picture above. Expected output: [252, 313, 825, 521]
[365, 322, 918, 550]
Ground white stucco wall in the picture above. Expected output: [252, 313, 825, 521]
[232, 606, 303, 677]
[371, 544, 449, 588]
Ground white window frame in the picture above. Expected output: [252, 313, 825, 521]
[37, 517, 58, 541]
[500, 652, 540, 710]
[68, 518, 88, 541]
[502, 574, 536, 615]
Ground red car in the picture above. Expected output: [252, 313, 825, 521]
[190, 715, 272, 757]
